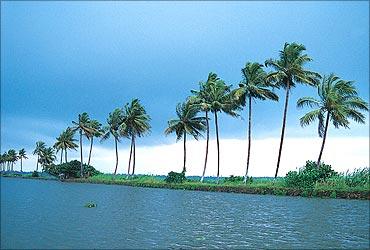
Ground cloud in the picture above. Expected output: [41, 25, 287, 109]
[17, 136, 369, 177]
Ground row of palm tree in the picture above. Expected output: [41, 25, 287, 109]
[0, 149, 27, 172]
[2, 42, 368, 180]
[165, 42, 368, 181]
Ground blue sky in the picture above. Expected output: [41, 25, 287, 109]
[1, 1, 369, 152]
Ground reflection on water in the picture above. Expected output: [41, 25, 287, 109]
[1, 177, 369, 249]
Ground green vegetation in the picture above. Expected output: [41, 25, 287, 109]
[84, 202, 97, 208]
[165, 171, 187, 184]
[45, 160, 101, 178]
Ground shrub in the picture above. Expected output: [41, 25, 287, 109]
[285, 161, 337, 188]
[224, 175, 244, 183]
[32, 171, 39, 177]
[164, 171, 186, 183]
[345, 168, 369, 187]
[45, 160, 101, 178]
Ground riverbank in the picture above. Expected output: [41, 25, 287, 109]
[2, 172, 368, 200]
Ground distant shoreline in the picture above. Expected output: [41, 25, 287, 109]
[2, 174, 369, 200]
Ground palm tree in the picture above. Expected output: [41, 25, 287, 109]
[0, 153, 4, 171]
[233, 62, 279, 183]
[86, 119, 103, 166]
[297, 73, 369, 166]
[207, 77, 239, 183]
[122, 99, 151, 176]
[2, 152, 9, 171]
[101, 108, 124, 175]
[54, 128, 79, 164]
[165, 102, 206, 173]
[39, 147, 56, 171]
[33, 141, 46, 171]
[18, 149, 28, 172]
[265, 42, 321, 178]
[189, 72, 218, 182]
[72, 113, 94, 177]
[7, 149, 17, 171]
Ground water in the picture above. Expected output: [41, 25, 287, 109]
[1, 177, 369, 249]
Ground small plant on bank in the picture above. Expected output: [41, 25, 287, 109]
[224, 175, 244, 183]
[165, 171, 187, 183]
[344, 167, 369, 187]
[32, 171, 39, 177]
[285, 160, 337, 188]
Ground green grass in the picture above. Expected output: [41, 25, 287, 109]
[2, 170, 368, 200]
[67, 173, 369, 200]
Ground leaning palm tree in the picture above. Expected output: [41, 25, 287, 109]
[18, 149, 28, 172]
[33, 141, 46, 171]
[189, 72, 218, 182]
[86, 120, 103, 166]
[208, 77, 239, 183]
[72, 113, 94, 177]
[101, 108, 124, 175]
[122, 99, 151, 176]
[233, 62, 279, 183]
[265, 42, 321, 178]
[7, 149, 17, 171]
[165, 102, 206, 173]
[54, 128, 78, 164]
[297, 73, 369, 166]
[39, 147, 56, 172]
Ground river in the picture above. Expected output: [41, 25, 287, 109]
[1, 177, 369, 249]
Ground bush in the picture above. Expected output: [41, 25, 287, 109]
[285, 161, 337, 188]
[45, 160, 101, 178]
[345, 168, 369, 187]
[224, 175, 244, 183]
[164, 171, 186, 183]
[32, 171, 39, 177]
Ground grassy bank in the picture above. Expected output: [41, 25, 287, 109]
[64, 174, 369, 200]
[2, 170, 368, 200]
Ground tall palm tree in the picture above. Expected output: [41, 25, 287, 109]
[265, 42, 321, 178]
[101, 108, 124, 175]
[2, 152, 9, 171]
[33, 141, 46, 171]
[297, 73, 368, 166]
[189, 72, 218, 182]
[207, 77, 239, 183]
[39, 147, 56, 171]
[7, 149, 17, 171]
[233, 62, 279, 183]
[165, 102, 206, 173]
[0, 153, 4, 171]
[72, 113, 94, 177]
[18, 149, 28, 172]
[86, 120, 103, 166]
[122, 99, 151, 176]
[54, 128, 78, 164]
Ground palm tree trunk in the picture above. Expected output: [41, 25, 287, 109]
[214, 112, 220, 184]
[317, 112, 330, 167]
[275, 81, 290, 178]
[65, 150, 67, 163]
[113, 138, 119, 175]
[127, 135, 134, 176]
[79, 129, 84, 177]
[200, 110, 209, 182]
[183, 131, 187, 173]
[21, 158, 23, 172]
[132, 136, 136, 175]
[87, 137, 93, 166]
[244, 96, 252, 183]
[11, 162, 13, 171]
[36, 155, 39, 171]
[60, 150, 63, 164]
